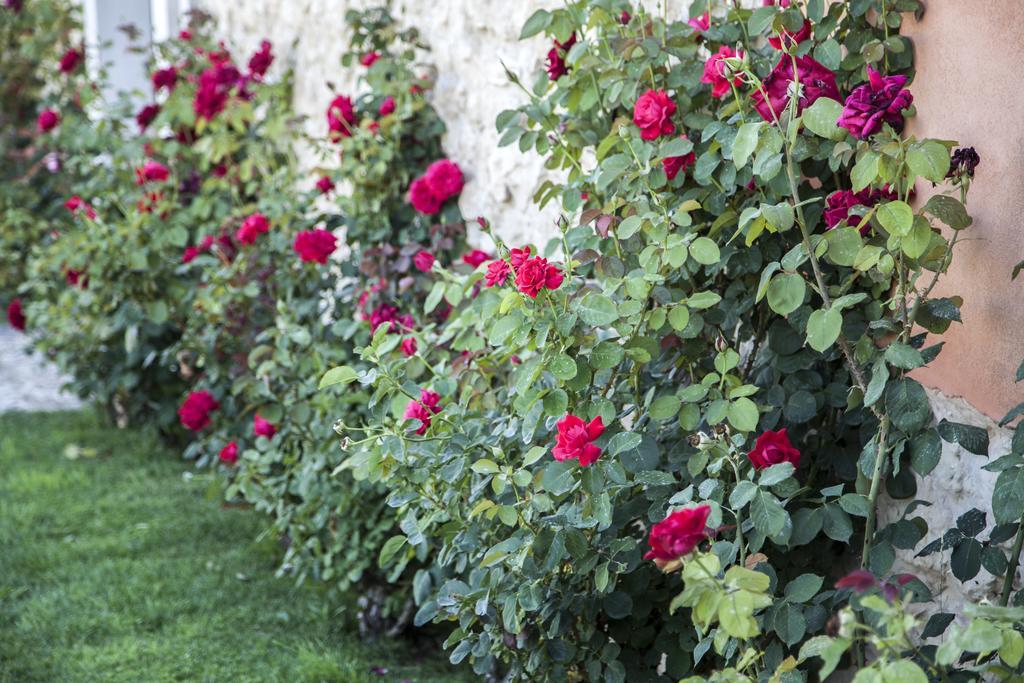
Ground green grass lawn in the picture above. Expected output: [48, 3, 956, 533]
[0, 410, 471, 683]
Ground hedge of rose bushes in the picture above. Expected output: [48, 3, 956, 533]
[4, 1, 1024, 681]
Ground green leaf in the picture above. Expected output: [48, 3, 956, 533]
[319, 365, 358, 389]
[937, 419, 989, 456]
[471, 459, 501, 474]
[838, 493, 871, 517]
[732, 122, 762, 168]
[907, 140, 951, 183]
[519, 9, 552, 39]
[909, 429, 942, 476]
[902, 215, 933, 259]
[578, 292, 619, 327]
[548, 353, 577, 380]
[785, 574, 824, 603]
[825, 227, 861, 267]
[759, 462, 794, 486]
[884, 342, 924, 370]
[881, 661, 928, 683]
[806, 308, 842, 352]
[850, 152, 879, 192]
[607, 432, 642, 456]
[378, 535, 407, 567]
[766, 274, 806, 316]
[617, 215, 642, 238]
[750, 489, 787, 536]
[885, 378, 932, 433]
[877, 200, 914, 237]
[802, 97, 844, 140]
[923, 194, 972, 230]
[685, 291, 722, 309]
[993, 467, 1024, 524]
[727, 398, 760, 432]
[689, 237, 721, 265]
[650, 395, 681, 420]
[950, 538, 982, 582]
[542, 460, 577, 495]
[668, 306, 690, 331]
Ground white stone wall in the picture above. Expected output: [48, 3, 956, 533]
[197, 0, 565, 248]
[197, 0, 1020, 610]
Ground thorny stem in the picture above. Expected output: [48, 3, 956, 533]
[860, 417, 890, 570]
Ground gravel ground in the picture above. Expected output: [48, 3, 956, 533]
[0, 325, 81, 413]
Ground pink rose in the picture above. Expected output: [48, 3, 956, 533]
[136, 103, 160, 131]
[545, 34, 576, 81]
[408, 177, 441, 214]
[6, 298, 25, 331]
[767, 19, 811, 50]
[64, 196, 96, 220]
[247, 40, 273, 78]
[253, 413, 276, 438]
[633, 89, 677, 141]
[404, 389, 441, 435]
[361, 51, 380, 67]
[701, 45, 743, 98]
[424, 159, 464, 201]
[400, 337, 417, 357]
[316, 176, 335, 194]
[688, 12, 710, 33]
[152, 66, 178, 91]
[135, 161, 170, 184]
[378, 95, 396, 116]
[552, 414, 604, 466]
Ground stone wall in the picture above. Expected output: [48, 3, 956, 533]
[197, 0, 1023, 606]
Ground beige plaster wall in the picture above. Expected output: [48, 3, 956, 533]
[904, 2, 1024, 421]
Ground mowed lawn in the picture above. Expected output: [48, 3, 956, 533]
[0, 410, 470, 682]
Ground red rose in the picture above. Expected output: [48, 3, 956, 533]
[135, 161, 170, 184]
[408, 176, 441, 214]
[700, 45, 743, 98]
[361, 51, 380, 67]
[400, 337, 417, 357]
[404, 389, 441, 435]
[64, 196, 96, 220]
[327, 95, 356, 140]
[509, 246, 532, 269]
[6, 298, 25, 331]
[136, 103, 160, 131]
[552, 414, 604, 466]
[619, 10, 631, 24]
[644, 505, 711, 561]
[461, 249, 490, 268]
[59, 48, 82, 74]
[514, 256, 563, 298]
[413, 250, 435, 272]
[65, 269, 87, 288]
[751, 55, 838, 123]
[836, 569, 878, 593]
[316, 176, 335, 194]
[293, 228, 337, 264]
[368, 303, 398, 333]
[768, 19, 811, 50]
[178, 391, 219, 431]
[662, 134, 696, 180]
[194, 62, 241, 120]
[247, 40, 273, 78]
[37, 109, 59, 133]
[152, 66, 178, 91]
[253, 413, 276, 438]
[747, 428, 800, 470]
[545, 34, 576, 81]
[236, 213, 270, 245]
[179, 29, 192, 40]
[219, 441, 239, 465]
[838, 67, 913, 140]
[632, 89, 677, 141]
[484, 259, 511, 287]
[824, 187, 896, 233]
[425, 159, 464, 201]
[182, 246, 200, 264]
[378, 95, 396, 116]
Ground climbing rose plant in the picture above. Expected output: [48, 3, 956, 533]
[323, 0, 1022, 680]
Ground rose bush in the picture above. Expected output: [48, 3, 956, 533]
[321, 1, 1019, 680]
